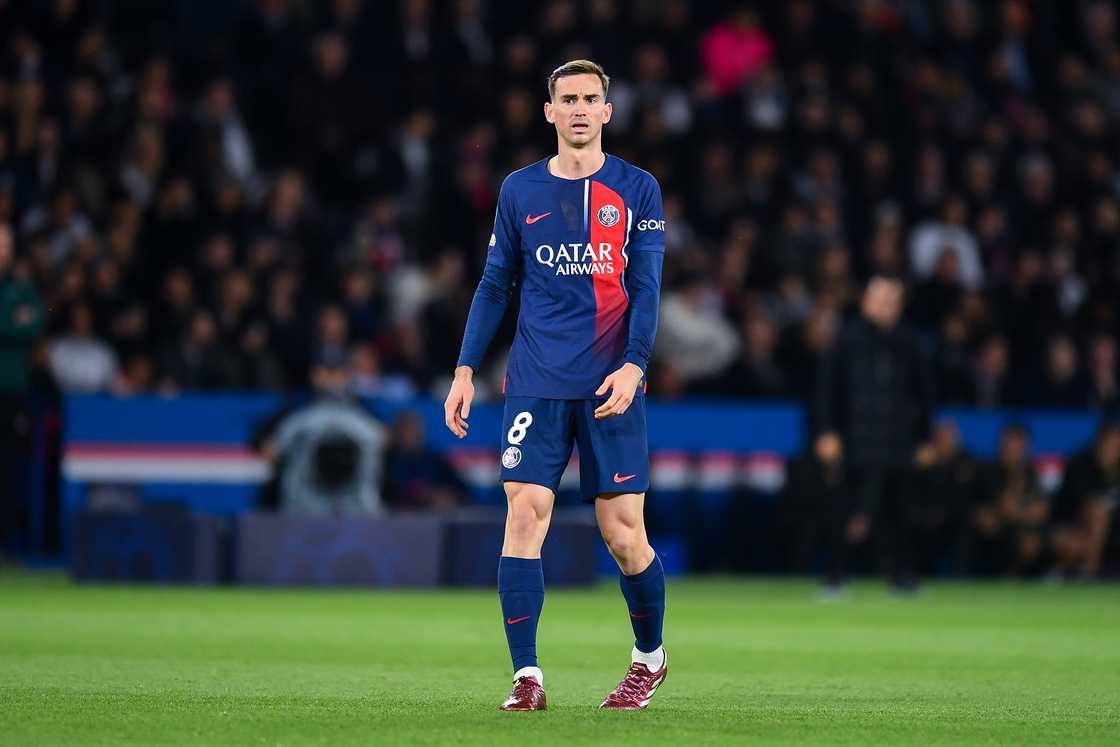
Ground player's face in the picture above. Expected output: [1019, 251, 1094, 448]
[544, 74, 612, 148]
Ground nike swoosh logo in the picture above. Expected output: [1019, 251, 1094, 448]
[525, 212, 552, 224]
[613, 473, 637, 483]
[506, 616, 531, 625]
[629, 611, 652, 619]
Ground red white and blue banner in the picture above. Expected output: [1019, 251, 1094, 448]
[60, 394, 1104, 556]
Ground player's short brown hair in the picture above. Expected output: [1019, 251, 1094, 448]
[547, 59, 610, 100]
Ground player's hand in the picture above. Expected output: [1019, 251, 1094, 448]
[444, 366, 474, 438]
[594, 362, 643, 419]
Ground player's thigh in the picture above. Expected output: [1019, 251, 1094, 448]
[499, 396, 575, 496]
[575, 396, 649, 502]
[503, 480, 557, 520]
[594, 490, 649, 537]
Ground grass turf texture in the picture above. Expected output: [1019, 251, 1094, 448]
[1, 574, 1117, 746]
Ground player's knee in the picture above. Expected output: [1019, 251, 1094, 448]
[507, 503, 535, 536]
[601, 523, 646, 565]
[506, 498, 547, 543]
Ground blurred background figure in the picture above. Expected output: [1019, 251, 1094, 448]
[780, 430, 857, 590]
[912, 418, 979, 576]
[382, 410, 465, 511]
[47, 302, 118, 393]
[0, 224, 44, 560]
[1050, 422, 1120, 579]
[969, 424, 1047, 577]
[261, 350, 387, 515]
[814, 276, 934, 592]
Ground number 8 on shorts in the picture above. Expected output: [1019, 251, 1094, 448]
[507, 411, 533, 445]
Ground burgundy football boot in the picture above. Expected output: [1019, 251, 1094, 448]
[599, 652, 667, 710]
[499, 675, 547, 711]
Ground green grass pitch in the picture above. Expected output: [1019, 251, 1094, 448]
[1, 573, 1117, 746]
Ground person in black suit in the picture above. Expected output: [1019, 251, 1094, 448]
[814, 275, 935, 591]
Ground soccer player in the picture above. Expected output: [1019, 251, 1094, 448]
[444, 60, 667, 711]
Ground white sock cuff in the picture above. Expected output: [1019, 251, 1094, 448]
[513, 665, 543, 685]
[631, 645, 665, 671]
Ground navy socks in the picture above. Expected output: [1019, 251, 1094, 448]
[498, 554, 663, 671]
[619, 554, 666, 653]
[498, 556, 545, 672]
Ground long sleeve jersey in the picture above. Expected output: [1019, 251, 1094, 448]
[457, 154, 665, 399]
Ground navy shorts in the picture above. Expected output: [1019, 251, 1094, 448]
[499, 395, 649, 501]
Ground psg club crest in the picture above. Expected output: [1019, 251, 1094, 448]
[502, 446, 522, 469]
[597, 204, 620, 227]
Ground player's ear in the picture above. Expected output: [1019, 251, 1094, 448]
[602, 101, 612, 124]
[544, 101, 554, 124]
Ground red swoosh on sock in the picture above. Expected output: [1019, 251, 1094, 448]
[629, 611, 652, 619]
[506, 616, 531, 625]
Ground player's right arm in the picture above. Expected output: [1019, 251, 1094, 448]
[444, 179, 521, 438]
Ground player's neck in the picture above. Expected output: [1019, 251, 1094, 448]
[549, 143, 605, 180]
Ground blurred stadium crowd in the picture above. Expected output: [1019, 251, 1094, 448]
[2, 1, 1119, 574]
[1, 0, 1119, 406]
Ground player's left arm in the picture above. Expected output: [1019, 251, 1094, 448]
[594, 175, 665, 419]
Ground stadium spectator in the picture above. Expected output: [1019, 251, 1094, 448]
[933, 311, 974, 404]
[1033, 335, 1089, 408]
[238, 319, 289, 392]
[1086, 335, 1119, 411]
[910, 248, 966, 330]
[707, 309, 790, 398]
[781, 301, 839, 400]
[261, 349, 387, 515]
[1049, 422, 1120, 578]
[262, 266, 311, 386]
[654, 271, 739, 385]
[0, 226, 43, 393]
[814, 276, 935, 591]
[969, 424, 1048, 576]
[156, 309, 241, 393]
[338, 264, 383, 341]
[197, 76, 258, 193]
[908, 196, 984, 290]
[701, 6, 774, 96]
[420, 249, 475, 377]
[382, 410, 465, 511]
[346, 343, 415, 402]
[312, 304, 350, 371]
[912, 419, 981, 575]
[972, 335, 1014, 408]
[46, 302, 118, 393]
[0, 223, 44, 557]
[780, 435, 861, 591]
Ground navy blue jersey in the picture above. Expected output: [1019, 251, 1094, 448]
[465, 154, 665, 399]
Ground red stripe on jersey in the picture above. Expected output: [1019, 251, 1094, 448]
[589, 180, 628, 356]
